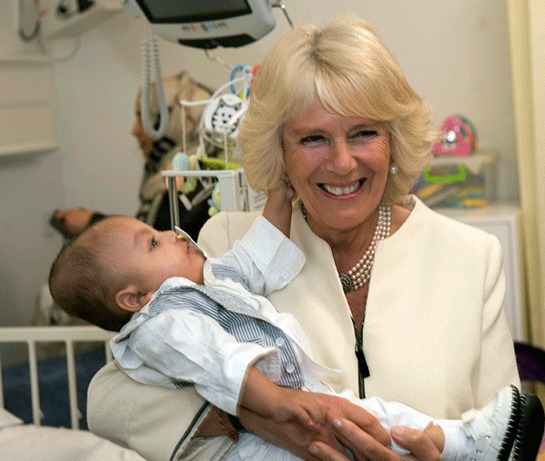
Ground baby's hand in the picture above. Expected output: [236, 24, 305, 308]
[268, 172, 295, 203]
[272, 387, 328, 431]
[262, 171, 295, 237]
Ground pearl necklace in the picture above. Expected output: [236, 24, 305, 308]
[301, 204, 392, 292]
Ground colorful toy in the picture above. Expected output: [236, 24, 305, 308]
[172, 151, 199, 194]
[432, 115, 477, 157]
[208, 183, 222, 217]
[169, 62, 256, 217]
[202, 93, 245, 142]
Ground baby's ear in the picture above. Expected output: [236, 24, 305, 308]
[115, 287, 151, 313]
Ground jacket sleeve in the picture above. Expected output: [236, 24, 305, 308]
[87, 362, 230, 461]
[474, 234, 521, 402]
[208, 215, 305, 296]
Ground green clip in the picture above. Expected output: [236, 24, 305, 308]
[423, 165, 467, 184]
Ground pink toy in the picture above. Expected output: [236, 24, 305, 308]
[432, 115, 476, 157]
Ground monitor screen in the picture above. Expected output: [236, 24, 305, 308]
[128, 0, 276, 49]
[135, 0, 252, 23]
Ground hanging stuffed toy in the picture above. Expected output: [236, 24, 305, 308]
[208, 183, 222, 217]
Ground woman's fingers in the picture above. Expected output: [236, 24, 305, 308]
[332, 396, 391, 447]
[316, 393, 391, 448]
[308, 419, 441, 461]
[308, 418, 379, 461]
[332, 418, 388, 460]
[390, 426, 441, 461]
[308, 439, 354, 461]
[238, 406, 344, 460]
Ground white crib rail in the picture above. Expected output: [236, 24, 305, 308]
[0, 326, 114, 429]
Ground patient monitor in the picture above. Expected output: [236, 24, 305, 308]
[126, 0, 283, 221]
[127, 0, 292, 139]
[126, 0, 278, 49]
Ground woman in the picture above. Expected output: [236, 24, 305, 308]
[55, 71, 214, 240]
[87, 16, 519, 461]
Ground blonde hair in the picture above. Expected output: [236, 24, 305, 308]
[240, 15, 434, 204]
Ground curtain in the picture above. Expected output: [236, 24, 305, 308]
[506, 0, 545, 399]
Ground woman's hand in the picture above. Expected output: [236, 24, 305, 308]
[238, 405, 346, 460]
[308, 417, 441, 461]
[238, 392, 397, 461]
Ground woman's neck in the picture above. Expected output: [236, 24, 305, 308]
[315, 210, 382, 275]
[305, 203, 409, 259]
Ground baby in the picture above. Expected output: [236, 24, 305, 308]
[49, 181, 543, 461]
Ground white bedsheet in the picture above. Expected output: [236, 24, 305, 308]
[0, 409, 146, 461]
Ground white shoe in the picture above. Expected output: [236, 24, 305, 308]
[462, 385, 544, 461]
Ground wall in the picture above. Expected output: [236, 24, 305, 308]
[0, 2, 65, 327]
[0, 0, 518, 327]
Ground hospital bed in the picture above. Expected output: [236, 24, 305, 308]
[0, 325, 146, 461]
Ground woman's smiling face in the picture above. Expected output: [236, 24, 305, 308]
[282, 99, 391, 235]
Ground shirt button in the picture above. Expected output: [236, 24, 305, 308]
[275, 337, 285, 347]
[285, 363, 295, 373]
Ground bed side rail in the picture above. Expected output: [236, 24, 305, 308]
[0, 326, 114, 429]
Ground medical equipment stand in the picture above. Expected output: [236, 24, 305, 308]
[162, 169, 247, 230]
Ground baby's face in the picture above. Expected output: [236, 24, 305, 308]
[106, 217, 206, 294]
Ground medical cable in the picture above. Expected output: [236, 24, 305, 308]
[17, 0, 42, 42]
[141, 34, 169, 140]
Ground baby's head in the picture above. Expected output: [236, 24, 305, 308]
[49, 216, 206, 331]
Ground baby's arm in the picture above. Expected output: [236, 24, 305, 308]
[209, 175, 300, 296]
[262, 174, 295, 238]
[239, 365, 327, 430]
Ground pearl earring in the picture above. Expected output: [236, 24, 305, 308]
[390, 163, 398, 175]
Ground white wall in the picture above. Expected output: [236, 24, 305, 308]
[0, 0, 518, 327]
[0, 2, 65, 327]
